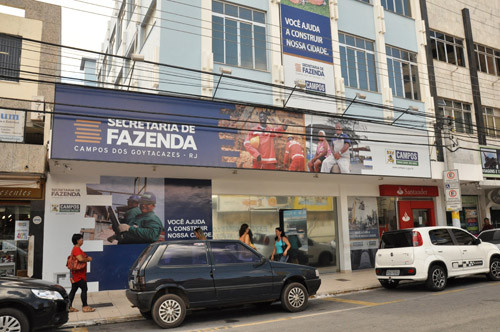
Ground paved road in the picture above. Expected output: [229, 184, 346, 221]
[65, 276, 500, 332]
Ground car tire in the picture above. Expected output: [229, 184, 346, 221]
[140, 310, 152, 320]
[281, 282, 309, 312]
[152, 294, 186, 329]
[486, 257, 500, 281]
[379, 279, 399, 289]
[426, 265, 447, 291]
[0, 308, 30, 332]
[318, 252, 332, 266]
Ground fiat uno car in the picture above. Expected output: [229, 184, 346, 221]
[375, 226, 500, 291]
[126, 240, 321, 329]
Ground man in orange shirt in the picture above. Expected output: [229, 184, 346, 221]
[284, 134, 305, 171]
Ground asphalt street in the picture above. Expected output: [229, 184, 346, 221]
[64, 276, 500, 332]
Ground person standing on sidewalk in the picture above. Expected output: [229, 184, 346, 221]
[68, 233, 95, 313]
[482, 217, 494, 232]
[271, 227, 291, 262]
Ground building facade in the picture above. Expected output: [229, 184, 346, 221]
[38, 0, 500, 291]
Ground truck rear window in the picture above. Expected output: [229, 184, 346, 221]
[381, 231, 413, 248]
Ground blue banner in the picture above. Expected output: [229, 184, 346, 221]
[281, 4, 333, 63]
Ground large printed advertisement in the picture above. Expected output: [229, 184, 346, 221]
[52, 85, 431, 178]
[280, 1, 335, 111]
[44, 175, 211, 291]
[348, 197, 379, 270]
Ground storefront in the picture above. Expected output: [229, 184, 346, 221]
[0, 178, 45, 278]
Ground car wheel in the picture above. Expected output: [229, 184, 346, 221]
[281, 282, 309, 312]
[487, 257, 500, 281]
[379, 279, 399, 289]
[152, 294, 186, 329]
[140, 310, 152, 320]
[318, 252, 332, 266]
[0, 308, 30, 332]
[426, 265, 447, 291]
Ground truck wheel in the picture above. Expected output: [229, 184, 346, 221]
[281, 282, 308, 312]
[0, 308, 30, 332]
[487, 257, 500, 281]
[379, 279, 399, 289]
[426, 265, 447, 291]
[152, 294, 186, 329]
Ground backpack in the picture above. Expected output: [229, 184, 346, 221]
[66, 255, 86, 271]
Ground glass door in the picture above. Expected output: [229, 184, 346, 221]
[0, 204, 30, 277]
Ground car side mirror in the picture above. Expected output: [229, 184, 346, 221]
[473, 238, 481, 245]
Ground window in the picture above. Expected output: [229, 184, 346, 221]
[386, 45, 420, 100]
[451, 229, 475, 245]
[212, 1, 267, 70]
[160, 243, 208, 266]
[429, 229, 453, 246]
[339, 32, 377, 92]
[429, 30, 465, 67]
[479, 230, 500, 245]
[116, 4, 125, 53]
[141, 0, 156, 48]
[127, 0, 134, 23]
[0, 33, 22, 82]
[381, 0, 410, 16]
[475, 44, 500, 76]
[438, 98, 473, 134]
[482, 107, 500, 138]
[211, 242, 260, 264]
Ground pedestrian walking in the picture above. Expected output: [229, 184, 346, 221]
[239, 223, 257, 249]
[67, 233, 95, 313]
[271, 227, 291, 262]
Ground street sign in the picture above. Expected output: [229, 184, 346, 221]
[443, 169, 462, 211]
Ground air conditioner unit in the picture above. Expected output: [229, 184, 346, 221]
[30, 96, 45, 122]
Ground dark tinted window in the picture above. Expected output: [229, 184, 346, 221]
[429, 229, 454, 245]
[452, 229, 476, 245]
[479, 230, 500, 244]
[132, 245, 154, 270]
[160, 243, 207, 266]
[211, 242, 260, 264]
[381, 231, 412, 248]
[0, 33, 22, 82]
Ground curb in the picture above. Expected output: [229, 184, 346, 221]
[311, 285, 381, 299]
[62, 314, 143, 329]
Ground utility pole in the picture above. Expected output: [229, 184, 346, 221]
[442, 117, 462, 227]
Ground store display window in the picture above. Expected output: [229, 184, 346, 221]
[0, 204, 30, 277]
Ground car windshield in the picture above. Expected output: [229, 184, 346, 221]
[381, 230, 413, 248]
[479, 230, 500, 244]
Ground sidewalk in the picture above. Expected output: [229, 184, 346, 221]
[63, 268, 380, 328]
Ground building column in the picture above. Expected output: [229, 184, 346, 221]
[336, 187, 351, 272]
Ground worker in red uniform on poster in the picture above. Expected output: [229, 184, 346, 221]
[244, 111, 287, 170]
[284, 134, 305, 171]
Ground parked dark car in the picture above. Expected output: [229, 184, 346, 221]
[0, 276, 69, 331]
[126, 240, 321, 329]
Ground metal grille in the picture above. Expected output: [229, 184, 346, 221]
[0, 33, 22, 82]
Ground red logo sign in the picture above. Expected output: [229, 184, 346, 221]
[379, 185, 439, 197]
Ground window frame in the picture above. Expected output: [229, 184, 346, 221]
[429, 229, 454, 246]
[450, 229, 476, 246]
[482, 107, 500, 138]
[474, 43, 500, 76]
[381, 0, 411, 17]
[212, 1, 268, 71]
[438, 98, 473, 134]
[159, 243, 209, 266]
[140, 0, 157, 50]
[429, 30, 465, 67]
[210, 242, 261, 265]
[386, 45, 420, 100]
[339, 32, 378, 92]
[0, 33, 22, 83]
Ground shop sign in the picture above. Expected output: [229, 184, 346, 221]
[379, 185, 439, 197]
[52, 85, 431, 178]
[51, 188, 81, 198]
[15, 220, 29, 240]
[0, 187, 43, 200]
[443, 169, 462, 211]
[0, 109, 25, 142]
[480, 146, 500, 177]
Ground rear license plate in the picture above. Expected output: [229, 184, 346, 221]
[386, 269, 400, 276]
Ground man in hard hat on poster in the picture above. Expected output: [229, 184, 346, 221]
[244, 111, 288, 170]
[283, 134, 305, 171]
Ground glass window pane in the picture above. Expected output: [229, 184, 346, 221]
[347, 48, 358, 88]
[446, 44, 456, 65]
[367, 53, 377, 91]
[452, 229, 475, 245]
[402, 62, 412, 99]
[436, 32, 444, 40]
[339, 33, 345, 44]
[445, 35, 454, 43]
[494, 116, 500, 137]
[387, 0, 394, 12]
[340, 46, 348, 85]
[212, 16, 224, 63]
[393, 60, 403, 97]
[365, 41, 374, 51]
[211, 242, 260, 264]
[457, 47, 465, 66]
[225, 4, 238, 17]
[357, 50, 368, 90]
[496, 57, 500, 76]
[437, 41, 446, 62]
[455, 110, 464, 133]
[160, 243, 208, 266]
[392, 48, 401, 59]
[345, 35, 355, 47]
[464, 112, 473, 134]
[254, 25, 267, 70]
[387, 58, 395, 96]
[456, 39, 463, 46]
[381, 0, 387, 9]
[431, 39, 438, 59]
[355, 38, 365, 49]
[395, 0, 403, 15]
[403, 0, 410, 16]
[429, 229, 454, 245]
[487, 114, 494, 136]
[386, 46, 392, 56]
[253, 11, 265, 24]
[225, 19, 238, 65]
[212, 1, 223, 13]
[478, 45, 485, 52]
[479, 53, 486, 72]
[240, 22, 253, 68]
[487, 55, 495, 74]
[411, 64, 420, 100]
[239, 7, 251, 20]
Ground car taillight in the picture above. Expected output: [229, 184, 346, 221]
[135, 276, 145, 291]
[412, 231, 423, 247]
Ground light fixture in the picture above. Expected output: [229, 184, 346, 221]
[127, 53, 145, 91]
[283, 80, 307, 107]
[213, 67, 233, 100]
[392, 106, 419, 125]
[342, 93, 366, 115]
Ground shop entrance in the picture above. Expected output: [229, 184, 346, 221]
[398, 201, 435, 229]
[0, 203, 30, 277]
